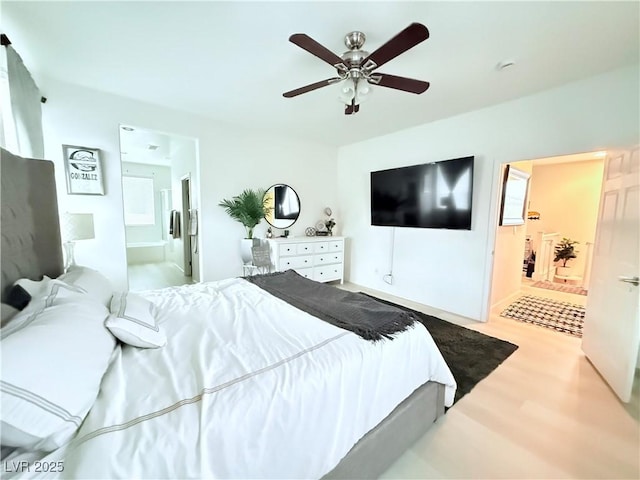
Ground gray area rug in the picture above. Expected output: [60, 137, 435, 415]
[501, 295, 585, 338]
[363, 294, 519, 406]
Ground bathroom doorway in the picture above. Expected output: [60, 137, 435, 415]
[119, 125, 199, 291]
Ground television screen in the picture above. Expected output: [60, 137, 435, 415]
[371, 156, 474, 229]
[274, 185, 300, 220]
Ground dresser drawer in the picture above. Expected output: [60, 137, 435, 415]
[314, 251, 343, 265]
[328, 240, 343, 252]
[313, 242, 329, 253]
[280, 255, 313, 269]
[313, 264, 342, 282]
[294, 267, 313, 279]
[296, 243, 313, 255]
[280, 244, 299, 256]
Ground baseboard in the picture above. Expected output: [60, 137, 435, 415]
[490, 290, 521, 314]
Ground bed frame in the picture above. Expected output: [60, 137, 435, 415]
[0, 147, 445, 479]
[1, 148, 64, 301]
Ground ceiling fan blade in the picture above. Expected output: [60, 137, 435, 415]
[289, 33, 346, 69]
[371, 73, 430, 94]
[361, 23, 429, 71]
[283, 77, 342, 98]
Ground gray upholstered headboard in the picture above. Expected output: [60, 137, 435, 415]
[1, 148, 64, 302]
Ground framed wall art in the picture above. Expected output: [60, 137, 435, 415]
[62, 144, 104, 195]
[499, 164, 530, 226]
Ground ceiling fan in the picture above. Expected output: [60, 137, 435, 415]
[283, 23, 430, 115]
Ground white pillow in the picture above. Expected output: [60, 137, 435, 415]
[13, 275, 52, 299]
[106, 292, 166, 348]
[1, 280, 94, 339]
[0, 289, 115, 451]
[58, 266, 114, 307]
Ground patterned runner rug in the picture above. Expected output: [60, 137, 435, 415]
[531, 280, 588, 296]
[500, 295, 585, 337]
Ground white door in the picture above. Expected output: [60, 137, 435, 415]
[582, 147, 639, 402]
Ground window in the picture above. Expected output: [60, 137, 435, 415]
[123, 176, 155, 226]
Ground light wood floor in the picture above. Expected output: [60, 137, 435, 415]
[127, 262, 193, 291]
[341, 281, 640, 480]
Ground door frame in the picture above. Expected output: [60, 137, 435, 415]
[482, 151, 607, 322]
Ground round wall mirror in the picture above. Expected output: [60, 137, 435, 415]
[264, 184, 300, 229]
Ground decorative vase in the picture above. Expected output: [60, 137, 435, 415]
[240, 238, 253, 264]
[556, 266, 572, 276]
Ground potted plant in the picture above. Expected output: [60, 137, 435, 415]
[219, 188, 268, 263]
[554, 237, 579, 276]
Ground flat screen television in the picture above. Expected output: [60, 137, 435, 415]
[371, 156, 474, 230]
[274, 185, 299, 220]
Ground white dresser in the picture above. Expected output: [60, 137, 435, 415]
[267, 236, 345, 284]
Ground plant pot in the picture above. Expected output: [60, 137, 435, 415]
[240, 239, 253, 264]
[556, 266, 572, 276]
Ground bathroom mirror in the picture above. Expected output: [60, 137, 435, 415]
[264, 184, 300, 229]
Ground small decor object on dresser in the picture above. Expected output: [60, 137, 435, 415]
[323, 207, 336, 236]
[62, 145, 105, 195]
[305, 227, 316, 236]
[325, 218, 336, 236]
[315, 221, 328, 236]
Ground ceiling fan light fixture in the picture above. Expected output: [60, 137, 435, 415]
[355, 79, 373, 104]
[337, 78, 356, 104]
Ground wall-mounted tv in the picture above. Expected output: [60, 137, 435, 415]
[371, 156, 474, 230]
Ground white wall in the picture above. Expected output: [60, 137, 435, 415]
[337, 65, 639, 321]
[490, 161, 533, 308]
[41, 76, 338, 290]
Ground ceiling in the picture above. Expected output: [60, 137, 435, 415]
[3, 1, 639, 147]
[119, 126, 174, 167]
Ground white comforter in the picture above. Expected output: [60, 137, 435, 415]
[13, 278, 456, 479]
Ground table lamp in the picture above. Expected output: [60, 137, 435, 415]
[62, 212, 95, 271]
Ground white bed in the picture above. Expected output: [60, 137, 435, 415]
[0, 149, 456, 479]
[5, 278, 455, 479]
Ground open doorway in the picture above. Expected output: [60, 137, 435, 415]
[119, 125, 200, 291]
[489, 150, 605, 333]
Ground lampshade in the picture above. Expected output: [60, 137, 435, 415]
[62, 213, 95, 242]
[337, 77, 373, 106]
[337, 78, 356, 104]
[355, 80, 372, 104]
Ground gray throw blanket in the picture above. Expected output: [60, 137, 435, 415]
[244, 270, 416, 342]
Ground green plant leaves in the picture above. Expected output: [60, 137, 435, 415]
[218, 188, 268, 239]
[553, 237, 579, 266]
